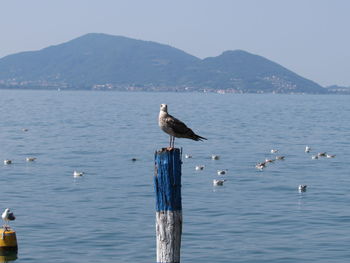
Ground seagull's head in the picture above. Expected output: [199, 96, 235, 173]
[160, 104, 168, 113]
[2, 208, 10, 217]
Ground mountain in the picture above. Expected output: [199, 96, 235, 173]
[179, 50, 325, 93]
[0, 33, 327, 93]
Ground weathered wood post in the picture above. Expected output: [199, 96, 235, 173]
[154, 148, 182, 263]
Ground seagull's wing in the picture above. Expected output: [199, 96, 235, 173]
[164, 114, 189, 134]
[165, 114, 207, 141]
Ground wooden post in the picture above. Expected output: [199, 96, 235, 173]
[154, 148, 182, 263]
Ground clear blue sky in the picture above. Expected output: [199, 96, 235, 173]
[1, 0, 350, 86]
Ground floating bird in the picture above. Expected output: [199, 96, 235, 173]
[311, 155, 319, 160]
[326, 154, 336, 158]
[213, 179, 226, 186]
[158, 104, 207, 148]
[131, 158, 137, 162]
[3, 160, 12, 165]
[275, 156, 285, 160]
[185, 154, 192, 159]
[305, 146, 311, 153]
[26, 157, 36, 162]
[195, 165, 205, 171]
[298, 185, 307, 192]
[317, 152, 327, 157]
[271, 149, 278, 153]
[256, 162, 266, 170]
[22, 128, 28, 132]
[73, 171, 84, 177]
[265, 158, 275, 163]
[211, 155, 220, 160]
[2, 208, 15, 228]
[217, 169, 227, 175]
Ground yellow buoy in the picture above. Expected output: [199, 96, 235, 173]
[0, 253, 17, 262]
[0, 228, 17, 252]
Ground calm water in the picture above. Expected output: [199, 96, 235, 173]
[0, 90, 349, 263]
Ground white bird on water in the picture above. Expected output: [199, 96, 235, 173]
[217, 169, 227, 175]
[3, 160, 12, 165]
[195, 165, 205, 171]
[213, 179, 226, 186]
[298, 185, 307, 192]
[2, 208, 15, 228]
[158, 104, 207, 148]
[73, 171, 84, 178]
[211, 155, 220, 160]
[305, 146, 311, 153]
[256, 162, 266, 170]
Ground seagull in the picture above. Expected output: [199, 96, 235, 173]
[326, 154, 336, 158]
[2, 208, 15, 228]
[195, 165, 205, 171]
[159, 104, 207, 148]
[213, 179, 226, 186]
[305, 146, 311, 153]
[271, 149, 278, 153]
[26, 157, 36, 162]
[275, 156, 285, 160]
[217, 169, 227, 175]
[4, 160, 12, 165]
[317, 152, 327, 157]
[256, 162, 266, 170]
[185, 154, 193, 159]
[73, 171, 84, 177]
[211, 155, 220, 160]
[311, 155, 319, 160]
[298, 185, 307, 192]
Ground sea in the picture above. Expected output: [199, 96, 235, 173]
[0, 89, 349, 263]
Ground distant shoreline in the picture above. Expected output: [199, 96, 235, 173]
[1, 86, 349, 95]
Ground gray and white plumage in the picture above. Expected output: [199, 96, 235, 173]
[158, 104, 207, 147]
[298, 185, 307, 192]
[217, 169, 228, 175]
[305, 146, 311, 153]
[2, 208, 15, 226]
[26, 157, 36, 162]
[4, 159, 12, 165]
[73, 171, 84, 177]
[213, 179, 226, 186]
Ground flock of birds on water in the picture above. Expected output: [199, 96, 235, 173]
[157, 103, 337, 191]
[183, 145, 337, 191]
[2, 128, 86, 229]
[1, 103, 338, 231]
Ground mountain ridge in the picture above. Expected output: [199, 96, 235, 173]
[0, 33, 327, 93]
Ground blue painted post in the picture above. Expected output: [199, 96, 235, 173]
[154, 148, 182, 263]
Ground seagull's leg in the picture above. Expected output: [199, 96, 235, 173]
[169, 136, 172, 148]
[172, 136, 175, 148]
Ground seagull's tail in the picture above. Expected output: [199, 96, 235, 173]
[193, 134, 207, 141]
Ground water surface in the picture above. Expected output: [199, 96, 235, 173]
[0, 90, 349, 262]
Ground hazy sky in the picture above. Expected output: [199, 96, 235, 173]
[1, 0, 350, 86]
